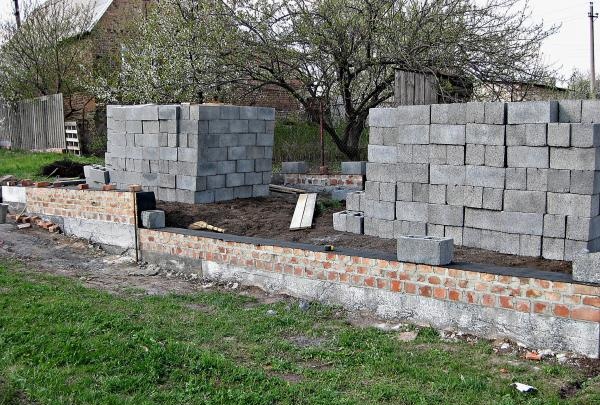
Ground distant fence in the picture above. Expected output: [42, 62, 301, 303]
[0, 94, 66, 151]
[394, 70, 439, 106]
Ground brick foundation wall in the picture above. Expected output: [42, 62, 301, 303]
[284, 174, 363, 189]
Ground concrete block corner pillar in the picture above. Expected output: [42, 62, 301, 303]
[397, 235, 454, 266]
[281, 161, 309, 174]
[572, 250, 600, 284]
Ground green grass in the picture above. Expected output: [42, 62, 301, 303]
[274, 119, 368, 170]
[0, 149, 102, 181]
[0, 260, 597, 404]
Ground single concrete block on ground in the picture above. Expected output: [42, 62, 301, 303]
[506, 101, 558, 124]
[333, 211, 347, 232]
[397, 235, 453, 266]
[281, 161, 308, 174]
[572, 251, 600, 283]
[84, 165, 110, 185]
[345, 211, 364, 234]
[141, 210, 165, 229]
[341, 161, 367, 175]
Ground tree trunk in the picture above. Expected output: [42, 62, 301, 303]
[342, 113, 367, 161]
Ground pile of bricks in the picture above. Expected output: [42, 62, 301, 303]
[12, 214, 60, 232]
[336, 100, 600, 261]
[105, 104, 275, 203]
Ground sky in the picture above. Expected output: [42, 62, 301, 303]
[0, 0, 595, 83]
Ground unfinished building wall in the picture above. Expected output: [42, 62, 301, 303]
[105, 104, 275, 203]
[341, 100, 600, 261]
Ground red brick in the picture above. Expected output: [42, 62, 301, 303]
[417, 264, 432, 274]
[534, 279, 551, 289]
[465, 291, 477, 304]
[448, 269, 464, 278]
[525, 289, 542, 298]
[533, 302, 548, 314]
[573, 284, 600, 295]
[390, 280, 402, 292]
[448, 290, 461, 301]
[433, 288, 446, 300]
[364, 277, 375, 287]
[515, 300, 530, 313]
[428, 276, 441, 285]
[480, 273, 496, 282]
[419, 286, 432, 297]
[543, 291, 561, 302]
[583, 296, 600, 308]
[404, 282, 417, 294]
[553, 304, 570, 317]
[481, 294, 495, 307]
[571, 307, 600, 322]
[376, 279, 388, 289]
[499, 296, 513, 309]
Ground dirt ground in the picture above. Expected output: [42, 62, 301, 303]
[157, 193, 572, 274]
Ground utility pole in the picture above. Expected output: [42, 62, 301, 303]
[13, 0, 21, 27]
[590, 2, 598, 97]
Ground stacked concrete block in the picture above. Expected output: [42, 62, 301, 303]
[346, 99, 600, 265]
[105, 104, 274, 203]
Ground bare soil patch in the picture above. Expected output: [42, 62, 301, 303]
[157, 194, 572, 274]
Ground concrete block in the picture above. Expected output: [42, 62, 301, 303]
[394, 220, 427, 237]
[427, 224, 444, 237]
[142, 147, 159, 161]
[226, 146, 247, 161]
[179, 103, 190, 120]
[141, 172, 159, 187]
[257, 107, 275, 121]
[465, 144, 485, 166]
[395, 201, 428, 222]
[206, 175, 226, 189]
[446, 185, 481, 207]
[506, 124, 547, 146]
[177, 175, 206, 191]
[245, 172, 263, 185]
[364, 199, 395, 221]
[581, 100, 600, 123]
[484, 145, 505, 167]
[503, 190, 546, 213]
[396, 163, 428, 183]
[397, 235, 453, 266]
[431, 103, 466, 124]
[252, 184, 270, 197]
[558, 100, 582, 123]
[570, 170, 600, 194]
[346, 192, 362, 211]
[159, 120, 177, 133]
[236, 159, 254, 173]
[194, 190, 215, 204]
[214, 188, 234, 202]
[126, 105, 158, 121]
[157, 147, 177, 161]
[177, 147, 198, 163]
[550, 147, 600, 170]
[428, 144, 446, 164]
[218, 106, 239, 120]
[366, 163, 395, 182]
[248, 119, 266, 133]
[226, 173, 245, 188]
[505, 168, 526, 190]
[238, 106, 258, 120]
[465, 165, 505, 188]
[167, 133, 178, 147]
[520, 234, 542, 257]
[526, 168, 548, 191]
[464, 208, 543, 235]
[158, 105, 179, 120]
[135, 134, 160, 148]
[428, 204, 464, 226]
[369, 127, 393, 145]
[197, 162, 218, 176]
[381, 182, 397, 202]
[396, 182, 412, 201]
[444, 226, 463, 246]
[412, 183, 429, 203]
[446, 145, 464, 165]
[507, 146, 549, 168]
[412, 145, 430, 164]
[571, 123, 600, 147]
[507, 101, 558, 124]
[158, 174, 176, 189]
[334, 211, 347, 231]
[430, 164, 465, 185]
[547, 169, 570, 193]
[234, 186, 253, 199]
[428, 184, 446, 204]
[84, 166, 110, 184]
[542, 237, 565, 260]
[547, 123, 570, 147]
[281, 161, 308, 174]
[237, 132, 257, 146]
[368, 145, 397, 163]
[207, 120, 229, 134]
[141, 210, 165, 229]
[364, 181, 380, 201]
[572, 251, 600, 283]
[107, 105, 126, 120]
[346, 211, 365, 234]
[397, 125, 430, 144]
[364, 217, 394, 239]
[466, 102, 485, 123]
[565, 239, 600, 261]
[229, 119, 249, 133]
[544, 214, 566, 238]
[547, 193, 600, 217]
[462, 227, 482, 249]
[430, 124, 465, 145]
[341, 161, 367, 175]
[256, 133, 274, 146]
[126, 120, 142, 133]
[484, 102, 506, 124]
[566, 216, 600, 241]
[142, 120, 159, 134]
[465, 124, 505, 145]
[157, 187, 177, 202]
[370, 106, 430, 127]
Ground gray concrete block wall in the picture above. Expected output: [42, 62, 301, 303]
[344, 99, 600, 262]
[106, 104, 274, 203]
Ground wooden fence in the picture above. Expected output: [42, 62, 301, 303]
[394, 70, 439, 106]
[0, 93, 66, 151]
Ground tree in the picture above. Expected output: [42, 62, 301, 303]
[566, 69, 600, 100]
[0, 0, 94, 106]
[110, 0, 558, 160]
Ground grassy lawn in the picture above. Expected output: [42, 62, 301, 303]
[0, 149, 102, 181]
[0, 260, 597, 404]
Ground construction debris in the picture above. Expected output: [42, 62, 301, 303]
[511, 382, 537, 393]
[525, 351, 542, 361]
[269, 184, 306, 194]
[128, 184, 142, 192]
[0, 175, 17, 185]
[188, 221, 225, 233]
[290, 193, 317, 230]
[17, 223, 31, 229]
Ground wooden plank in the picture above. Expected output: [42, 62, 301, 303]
[299, 193, 317, 229]
[414, 73, 425, 105]
[269, 184, 306, 194]
[290, 194, 308, 230]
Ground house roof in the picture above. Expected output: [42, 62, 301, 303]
[40, 0, 113, 34]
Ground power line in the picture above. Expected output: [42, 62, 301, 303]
[589, 1, 598, 96]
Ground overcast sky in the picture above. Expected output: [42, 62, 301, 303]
[0, 0, 595, 82]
